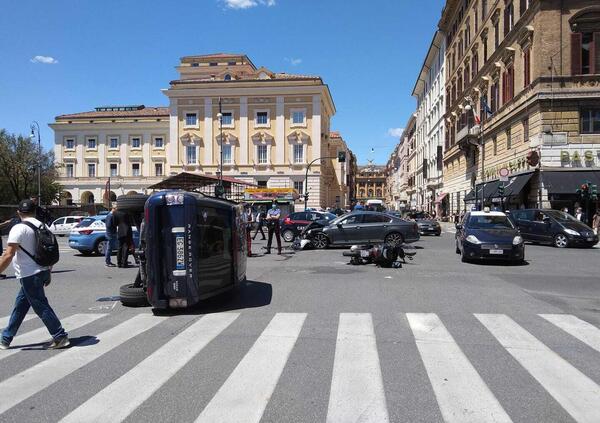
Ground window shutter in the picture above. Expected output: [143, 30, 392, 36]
[593, 32, 600, 75]
[423, 159, 428, 179]
[571, 32, 582, 75]
[437, 146, 443, 171]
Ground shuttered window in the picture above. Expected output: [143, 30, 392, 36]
[523, 47, 531, 86]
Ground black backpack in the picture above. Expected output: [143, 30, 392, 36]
[19, 221, 60, 267]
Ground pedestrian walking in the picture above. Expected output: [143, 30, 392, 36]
[592, 210, 600, 235]
[104, 206, 117, 267]
[253, 207, 266, 240]
[245, 205, 254, 257]
[575, 207, 584, 222]
[0, 199, 69, 350]
[265, 201, 282, 255]
[0, 218, 13, 279]
[112, 207, 133, 268]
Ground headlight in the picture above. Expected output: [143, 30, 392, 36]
[466, 235, 482, 244]
[564, 228, 579, 236]
[513, 236, 523, 245]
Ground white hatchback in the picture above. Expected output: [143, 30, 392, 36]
[50, 216, 86, 236]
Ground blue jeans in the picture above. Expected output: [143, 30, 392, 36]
[105, 235, 117, 264]
[2, 270, 67, 344]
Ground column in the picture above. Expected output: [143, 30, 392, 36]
[142, 133, 151, 177]
[168, 98, 178, 173]
[240, 97, 248, 165]
[76, 136, 84, 177]
[204, 98, 213, 166]
[97, 132, 106, 178]
[276, 96, 285, 164]
[312, 95, 321, 161]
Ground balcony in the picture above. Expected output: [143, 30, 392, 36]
[456, 125, 481, 152]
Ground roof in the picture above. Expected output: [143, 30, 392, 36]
[56, 106, 168, 120]
[329, 131, 341, 138]
[169, 73, 321, 85]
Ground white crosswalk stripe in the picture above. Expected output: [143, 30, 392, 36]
[327, 313, 389, 423]
[0, 313, 165, 415]
[195, 313, 307, 423]
[476, 314, 600, 423]
[0, 314, 35, 328]
[539, 314, 600, 353]
[60, 312, 240, 423]
[407, 313, 512, 423]
[0, 313, 107, 361]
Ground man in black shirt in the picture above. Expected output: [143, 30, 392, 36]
[112, 207, 133, 267]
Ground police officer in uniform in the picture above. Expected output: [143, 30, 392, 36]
[265, 201, 282, 255]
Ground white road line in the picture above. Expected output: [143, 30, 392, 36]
[327, 313, 389, 423]
[196, 313, 306, 423]
[61, 313, 240, 423]
[0, 313, 107, 361]
[0, 314, 164, 415]
[476, 314, 600, 423]
[539, 314, 600, 353]
[407, 313, 511, 423]
[0, 314, 35, 328]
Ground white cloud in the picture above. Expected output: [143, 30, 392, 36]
[285, 57, 302, 66]
[30, 55, 58, 65]
[223, 0, 275, 9]
[387, 127, 404, 138]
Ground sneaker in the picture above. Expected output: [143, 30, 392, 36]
[0, 340, 10, 350]
[46, 336, 70, 350]
[105, 263, 116, 267]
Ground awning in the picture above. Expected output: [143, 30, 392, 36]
[464, 181, 501, 202]
[503, 172, 534, 197]
[542, 170, 600, 194]
[464, 173, 534, 202]
[434, 193, 448, 204]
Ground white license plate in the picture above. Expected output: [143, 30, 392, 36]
[175, 236, 185, 269]
[489, 249, 503, 255]
[587, 237, 594, 241]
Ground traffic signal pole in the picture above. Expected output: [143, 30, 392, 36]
[303, 154, 345, 211]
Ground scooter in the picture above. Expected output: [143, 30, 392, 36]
[342, 244, 416, 268]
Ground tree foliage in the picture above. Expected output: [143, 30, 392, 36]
[0, 129, 61, 204]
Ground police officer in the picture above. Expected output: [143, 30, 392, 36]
[265, 201, 282, 255]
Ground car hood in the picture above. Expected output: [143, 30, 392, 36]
[560, 221, 593, 232]
[466, 228, 518, 242]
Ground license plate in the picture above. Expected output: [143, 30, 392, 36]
[175, 236, 185, 270]
[489, 249, 503, 255]
[587, 237, 594, 241]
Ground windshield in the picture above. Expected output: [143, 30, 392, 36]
[467, 215, 514, 229]
[322, 213, 337, 220]
[545, 210, 579, 223]
[76, 218, 96, 228]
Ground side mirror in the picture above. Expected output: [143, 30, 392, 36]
[455, 224, 463, 230]
[543, 216, 551, 224]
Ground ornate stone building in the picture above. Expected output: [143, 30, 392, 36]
[355, 161, 387, 203]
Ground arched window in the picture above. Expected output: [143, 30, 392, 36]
[224, 74, 232, 81]
[569, 6, 600, 75]
[368, 189, 374, 197]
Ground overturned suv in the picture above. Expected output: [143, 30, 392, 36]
[118, 191, 248, 310]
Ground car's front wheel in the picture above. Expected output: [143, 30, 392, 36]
[312, 233, 329, 249]
[554, 233, 569, 248]
[282, 229, 295, 242]
[95, 239, 108, 256]
[384, 232, 404, 247]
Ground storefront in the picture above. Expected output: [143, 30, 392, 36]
[464, 171, 535, 211]
[541, 169, 600, 221]
[244, 187, 300, 216]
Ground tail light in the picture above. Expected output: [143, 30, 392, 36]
[79, 229, 93, 235]
[284, 217, 291, 225]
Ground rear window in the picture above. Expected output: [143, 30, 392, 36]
[76, 218, 95, 228]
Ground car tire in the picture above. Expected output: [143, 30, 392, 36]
[312, 233, 329, 249]
[553, 233, 569, 248]
[282, 229, 295, 242]
[436, 232, 441, 236]
[119, 283, 149, 307]
[94, 239, 107, 256]
[116, 194, 148, 213]
[384, 232, 404, 247]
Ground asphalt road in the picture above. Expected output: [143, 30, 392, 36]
[0, 229, 599, 423]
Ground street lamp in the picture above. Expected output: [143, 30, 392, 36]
[216, 98, 224, 198]
[30, 121, 41, 204]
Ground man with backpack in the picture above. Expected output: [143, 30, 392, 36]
[0, 199, 68, 350]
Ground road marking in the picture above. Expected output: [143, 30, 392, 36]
[476, 314, 600, 423]
[0, 314, 35, 328]
[61, 313, 239, 423]
[407, 313, 511, 423]
[327, 313, 389, 423]
[0, 314, 164, 415]
[0, 314, 107, 361]
[539, 314, 600, 353]
[196, 313, 306, 423]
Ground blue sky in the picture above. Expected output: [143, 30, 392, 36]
[0, 0, 445, 165]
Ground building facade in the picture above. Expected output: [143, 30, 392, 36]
[440, 0, 600, 218]
[51, 53, 352, 208]
[355, 162, 387, 203]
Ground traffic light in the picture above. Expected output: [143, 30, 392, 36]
[498, 183, 505, 197]
[337, 151, 346, 163]
[591, 183, 598, 200]
[304, 192, 309, 202]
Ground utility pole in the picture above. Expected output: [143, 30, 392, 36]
[30, 121, 41, 204]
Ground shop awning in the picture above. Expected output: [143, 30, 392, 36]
[464, 173, 534, 202]
[464, 181, 501, 202]
[434, 193, 448, 204]
[542, 170, 600, 194]
[502, 172, 534, 197]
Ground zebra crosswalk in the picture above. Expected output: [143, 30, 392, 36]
[1, 311, 599, 422]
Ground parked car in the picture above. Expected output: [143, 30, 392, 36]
[416, 218, 441, 236]
[68, 215, 139, 256]
[304, 211, 419, 249]
[280, 211, 337, 242]
[509, 208, 598, 248]
[49, 215, 85, 236]
[455, 210, 525, 264]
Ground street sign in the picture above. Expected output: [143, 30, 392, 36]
[498, 167, 509, 182]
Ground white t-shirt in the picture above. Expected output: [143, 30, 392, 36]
[7, 217, 49, 279]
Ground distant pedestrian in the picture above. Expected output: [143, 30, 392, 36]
[0, 199, 69, 350]
[592, 210, 600, 235]
[265, 201, 282, 255]
[253, 207, 266, 240]
[112, 207, 133, 268]
[245, 205, 254, 257]
[575, 207, 584, 222]
[104, 206, 117, 267]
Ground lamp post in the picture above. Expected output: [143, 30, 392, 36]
[30, 121, 41, 204]
[464, 98, 485, 211]
[216, 98, 224, 198]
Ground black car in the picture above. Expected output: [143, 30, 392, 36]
[416, 218, 441, 236]
[509, 208, 598, 248]
[455, 210, 525, 264]
[280, 211, 337, 242]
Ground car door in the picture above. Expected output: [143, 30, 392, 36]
[529, 211, 553, 242]
[511, 210, 534, 240]
[52, 217, 66, 234]
[328, 214, 363, 244]
[289, 212, 309, 233]
[360, 213, 391, 243]
[64, 217, 77, 232]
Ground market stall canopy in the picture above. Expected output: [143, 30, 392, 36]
[147, 172, 255, 202]
[542, 170, 600, 194]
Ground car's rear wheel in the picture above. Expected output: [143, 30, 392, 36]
[554, 233, 569, 248]
[95, 239, 107, 256]
[116, 194, 148, 213]
[119, 283, 149, 307]
[384, 232, 404, 247]
[282, 229, 295, 242]
[312, 233, 329, 249]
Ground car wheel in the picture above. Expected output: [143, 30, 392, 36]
[436, 232, 441, 236]
[282, 229, 295, 242]
[553, 233, 569, 248]
[119, 283, 149, 307]
[312, 233, 329, 249]
[384, 232, 404, 247]
[95, 239, 107, 256]
[116, 194, 149, 213]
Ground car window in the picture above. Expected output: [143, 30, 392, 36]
[545, 210, 579, 223]
[291, 212, 307, 221]
[363, 214, 390, 223]
[65, 217, 76, 224]
[467, 215, 515, 229]
[53, 217, 65, 225]
[532, 211, 547, 222]
[512, 210, 534, 221]
[340, 215, 362, 225]
[76, 218, 95, 228]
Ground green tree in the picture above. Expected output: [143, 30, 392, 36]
[0, 129, 61, 204]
